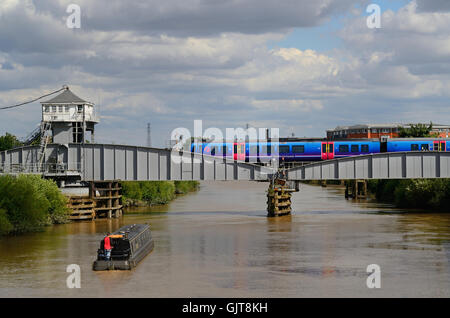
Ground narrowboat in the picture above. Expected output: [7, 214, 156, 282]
[93, 223, 154, 271]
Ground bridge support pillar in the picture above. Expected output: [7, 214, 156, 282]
[267, 179, 297, 217]
[345, 180, 367, 199]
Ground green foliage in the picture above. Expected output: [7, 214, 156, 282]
[0, 175, 70, 235]
[0, 132, 22, 151]
[122, 181, 198, 205]
[142, 181, 175, 204]
[174, 181, 199, 194]
[122, 181, 142, 201]
[0, 208, 13, 235]
[368, 179, 450, 211]
[398, 122, 433, 138]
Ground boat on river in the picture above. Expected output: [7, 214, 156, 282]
[93, 224, 154, 271]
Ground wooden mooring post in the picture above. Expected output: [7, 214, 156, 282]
[267, 178, 298, 217]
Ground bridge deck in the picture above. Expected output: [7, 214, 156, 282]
[0, 144, 274, 182]
[2, 144, 450, 182]
[286, 151, 450, 180]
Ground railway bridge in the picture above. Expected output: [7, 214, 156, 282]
[1, 143, 450, 218]
[2, 144, 449, 182]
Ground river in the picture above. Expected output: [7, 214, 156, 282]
[1, 181, 450, 297]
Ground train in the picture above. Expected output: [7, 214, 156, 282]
[190, 138, 449, 163]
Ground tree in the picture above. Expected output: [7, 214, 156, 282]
[398, 122, 433, 138]
[0, 132, 22, 151]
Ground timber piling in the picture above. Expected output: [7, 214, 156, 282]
[267, 178, 298, 217]
[66, 180, 123, 220]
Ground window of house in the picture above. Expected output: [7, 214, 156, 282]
[77, 105, 83, 113]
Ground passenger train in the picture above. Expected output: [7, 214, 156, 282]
[190, 138, 449, 163]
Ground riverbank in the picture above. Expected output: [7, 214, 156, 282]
[304, 179, 450, 212]
[122, 181, 199, 207]
[0, 175, 70, 236]
[367, 179, 450, 211]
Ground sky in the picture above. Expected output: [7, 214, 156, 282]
[0, 0, 450, 147]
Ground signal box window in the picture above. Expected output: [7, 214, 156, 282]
[351, 145, 359, 153]
[361, 144, 369, 153]
[292, 145, 305, 153]
[339, 145, 349, 153]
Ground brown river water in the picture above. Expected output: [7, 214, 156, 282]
[1, 181, 450, 297]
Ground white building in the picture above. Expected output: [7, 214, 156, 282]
[40, 87, 99, 144]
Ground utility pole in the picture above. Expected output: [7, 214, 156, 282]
[147, 123, 152, 147]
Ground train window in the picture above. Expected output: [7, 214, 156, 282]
[279, 146, 290, 153]
[421, 144, 429, 151]
[351, 145, 359, 153]
[292, 145, 305, 153]
[361, 144, 369, 153]
[322, 144, 327, 153]
[250, 146, 258, 155]
[211, 146, 217, 156]
[234, 145, 237, 153]
[339, 145, 349, 153]
[411, 144, 419, 151]
[260, 145, 267, 155]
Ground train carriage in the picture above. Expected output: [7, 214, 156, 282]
[190, 137, 449, 164]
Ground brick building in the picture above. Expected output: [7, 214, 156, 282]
[327, 123, 450, 140]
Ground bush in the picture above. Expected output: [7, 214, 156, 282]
[122, 181, 198, 206]
[368, 178, 450, 211]
[0, 209, 13, 235]
[122, 181, 143, 201]
[142, 181, 175, 204]
[174, 181, 199, 194]
[0, 175, 70, 235]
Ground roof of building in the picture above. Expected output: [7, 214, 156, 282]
[41, 88, 87, 104]
[327, 123, 450, 132]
